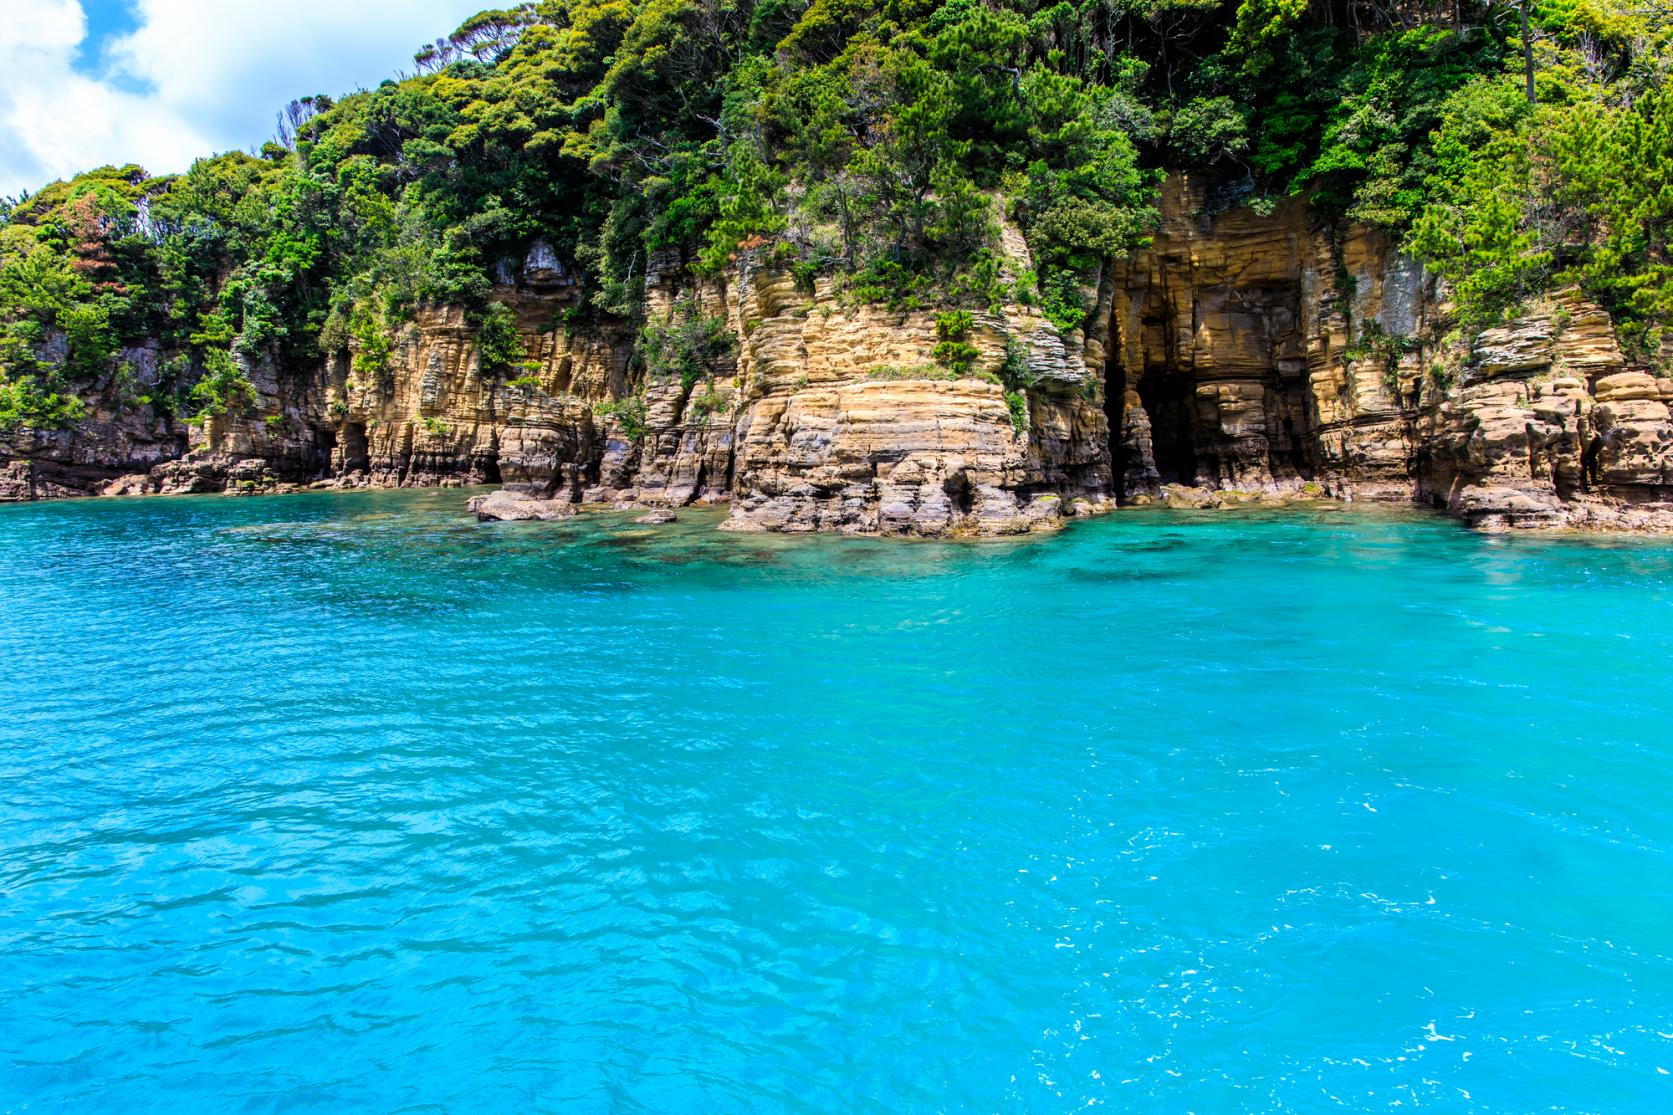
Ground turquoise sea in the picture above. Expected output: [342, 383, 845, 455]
[3, 488, 1672, 1112]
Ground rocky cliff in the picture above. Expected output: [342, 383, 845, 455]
[1106, 176, 1673, 530]
[6, 176, 1673, 534]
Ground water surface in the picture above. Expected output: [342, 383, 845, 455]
[3, 489, 1672, 1111]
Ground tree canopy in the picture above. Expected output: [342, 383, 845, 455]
[3, 0, 1671, 432]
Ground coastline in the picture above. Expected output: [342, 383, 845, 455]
[10, 471, 1673, 540]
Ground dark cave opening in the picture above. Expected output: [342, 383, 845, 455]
[314, 427, 337, 475]
[1282, 415, 1310, 476]
[1104, 358, 1127, 494]
[1136, 366, 1198, 486]
[341, 422, 369, 474]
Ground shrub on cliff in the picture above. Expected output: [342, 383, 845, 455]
[932, 310, 980, 376]
[474, 303, 537, 378]
[188, 349, 259, 420]
[593, 395, 649, 440]
[641, 304, 736, 391]
[0, 357, 86, 434]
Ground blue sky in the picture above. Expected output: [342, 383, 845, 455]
[78, 0, 143, 64]
[0, 0, 483, 196]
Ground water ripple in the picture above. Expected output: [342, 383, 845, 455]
[3, 490, 1673, 1111]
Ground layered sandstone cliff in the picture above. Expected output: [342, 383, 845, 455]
[1105, 176, 1673, 530]
[699, 257, 1108, 535]
[6, 177, 1673, 534]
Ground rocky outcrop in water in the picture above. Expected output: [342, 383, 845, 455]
[6, 183, 1673, 534]
[467, 488, 577, 522]
[1414, 302, 1673, 530]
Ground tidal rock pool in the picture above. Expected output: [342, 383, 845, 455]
[3, 489, 1671, 1111]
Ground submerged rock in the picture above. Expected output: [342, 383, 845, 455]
[467, 489, 577, 522]
[634, 510, 678, 524]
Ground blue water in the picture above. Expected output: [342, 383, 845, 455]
[3, 490, 1673, 1112]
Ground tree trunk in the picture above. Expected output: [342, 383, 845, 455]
[1521, 0, 1536, 103]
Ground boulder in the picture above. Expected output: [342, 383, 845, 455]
[467, 489, 577, 522]
[1162, 484, 1222, 510]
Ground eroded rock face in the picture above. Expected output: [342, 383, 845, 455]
[0, 209, 1111, 534]
[1, 406, 189, 501]
[1104, 176, 1673, 530]
[1417, 301, 1673, 530]
[1105, 176, 1421, 499]
[717, 268, 1106, 535]
[7, 180, 1673, 534]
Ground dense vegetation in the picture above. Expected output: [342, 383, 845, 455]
[2, 0, 1670, 434]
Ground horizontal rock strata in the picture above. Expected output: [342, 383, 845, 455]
[7, 187, 1673, 534]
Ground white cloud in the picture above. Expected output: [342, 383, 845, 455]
[0, 0, 481, 196]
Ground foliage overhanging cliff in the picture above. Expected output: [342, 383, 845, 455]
[1, 0, 1670, 439]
